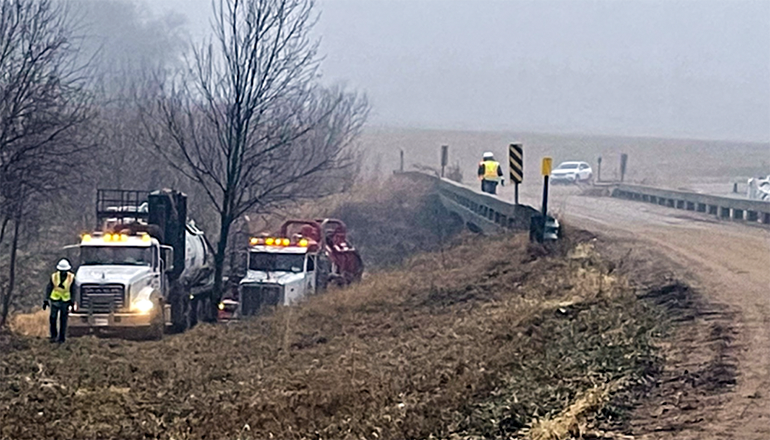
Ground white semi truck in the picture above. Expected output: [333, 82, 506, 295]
[68, 189, 215, 338]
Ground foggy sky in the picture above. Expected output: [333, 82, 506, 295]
[148, 0, 770, 142]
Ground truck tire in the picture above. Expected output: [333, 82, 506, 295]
[169, 286, 189, 334]
[147, 302, 165, 340]
[190, 292, 213, 327]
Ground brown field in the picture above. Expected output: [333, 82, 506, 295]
[0, 177, 684, 440]
[359, 126, 770, 200]
[0, 230, 673, 440]
[2, 127, 767, 439]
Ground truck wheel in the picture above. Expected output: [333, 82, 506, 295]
[169, 291, 189, 334]
[147, 310, 165, 341]
[189, 294, 200, 329]
[148, 322, 164, 340]
[207, 293, 220, 323]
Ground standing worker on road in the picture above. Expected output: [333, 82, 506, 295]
[478, 152, 503, 195]
[43, 259, 75, 343]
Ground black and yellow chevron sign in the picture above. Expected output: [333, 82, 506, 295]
[509, 143, 523, 184]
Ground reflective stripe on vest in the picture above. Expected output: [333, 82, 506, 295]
[481, 160, 500, 181]
[50, 272, 74, 302]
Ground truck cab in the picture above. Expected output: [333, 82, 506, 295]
[235, 219, 363, 317]
[67, 189, 214, 338]
[238, 236, 320, 316]
[69, 232, 173, 338]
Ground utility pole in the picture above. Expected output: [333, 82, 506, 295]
[440, 145, 448, 178]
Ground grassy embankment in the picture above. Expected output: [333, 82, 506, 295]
[1, 179, 664, 440]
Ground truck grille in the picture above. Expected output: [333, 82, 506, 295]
[79, 284, 126, 313]
[241, 284, 282, 316]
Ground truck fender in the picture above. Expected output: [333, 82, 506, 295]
[133, 286, 163, 306]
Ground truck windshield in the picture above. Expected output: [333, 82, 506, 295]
[249, 252, 304, 273]
[81, 246, 153, 266]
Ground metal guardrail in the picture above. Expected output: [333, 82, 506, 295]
[399, 172, 540, 234]
[612, 184, 770, 224]
[436, 178, 540, 231]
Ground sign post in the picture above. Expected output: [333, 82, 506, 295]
[541, 157, 552, 217]
[620, 153, 628, 182]
[509, 143, 523, 204]
[440, 145, 448, 178]
[530, 157, 553, 243]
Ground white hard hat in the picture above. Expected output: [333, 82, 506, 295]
[56, 259, 71, 271]
[483, 152, 494, 159]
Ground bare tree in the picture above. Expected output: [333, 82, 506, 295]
[0, 0, 94, 327]
[141, 0, 368, 320]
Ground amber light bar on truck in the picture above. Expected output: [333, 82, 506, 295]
[81, 232, 152, 242]
[249, 237, 309, 247]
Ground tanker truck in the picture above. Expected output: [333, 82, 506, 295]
[67, 189, 215, 338]
[228, 219, 363, 318]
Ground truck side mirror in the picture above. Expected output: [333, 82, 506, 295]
[161, 245, 174, 272]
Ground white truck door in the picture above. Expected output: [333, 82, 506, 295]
[306, 254, 317, 294]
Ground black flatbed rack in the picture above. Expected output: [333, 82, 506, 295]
[95, 189, 151, 229]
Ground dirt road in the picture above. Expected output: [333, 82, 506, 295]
[552, 189, 770, 439]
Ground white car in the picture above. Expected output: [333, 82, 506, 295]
[551, 161, 593, 184]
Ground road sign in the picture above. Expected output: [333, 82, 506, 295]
[509, 143, 523, 184]
[541, 157, 552, 176]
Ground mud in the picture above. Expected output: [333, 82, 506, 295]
[561, 192, 770, 439]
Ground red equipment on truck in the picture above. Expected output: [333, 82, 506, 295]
[223, 218, 363, 319]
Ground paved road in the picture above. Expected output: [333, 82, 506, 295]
[549, 188, 770, 439]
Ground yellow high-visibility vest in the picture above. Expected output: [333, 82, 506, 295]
[50, 272, 74, 302]
[481, 160, 501, 181]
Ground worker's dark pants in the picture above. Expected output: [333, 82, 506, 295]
[481, 180, 498, 195]
[49, 300, 69, 342]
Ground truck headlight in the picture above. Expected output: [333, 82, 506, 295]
[133, 299, 154, 313]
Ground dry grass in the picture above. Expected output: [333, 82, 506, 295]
[0, 231, 662, 440]
[9, 309, 48, 338]
[526, 385, 611, 440]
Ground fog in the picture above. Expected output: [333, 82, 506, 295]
[147, 0, 769, 142]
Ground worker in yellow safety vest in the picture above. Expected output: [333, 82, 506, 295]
[43, 259, 75, 343]
[478, 152, 504, 195]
